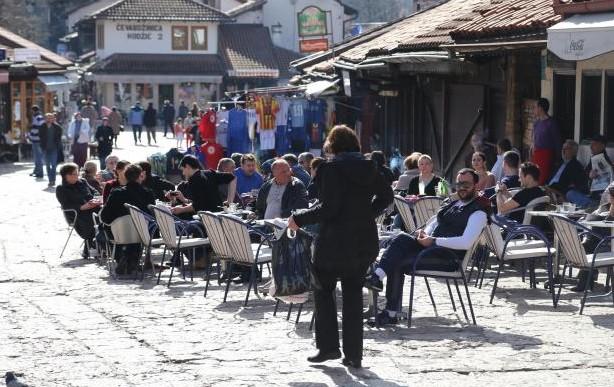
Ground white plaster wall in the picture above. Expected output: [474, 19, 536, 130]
[262, 0, 347, 52]
[235, 10, 264, 24]
[220, 0, 243, 12]
[97, 20, 219, 58]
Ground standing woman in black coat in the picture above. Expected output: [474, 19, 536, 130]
[288, 125, 393, 369]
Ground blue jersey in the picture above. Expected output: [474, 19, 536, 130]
[228, 108, 250, 154]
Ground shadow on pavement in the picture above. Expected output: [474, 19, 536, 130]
[297, 364, 405, 387]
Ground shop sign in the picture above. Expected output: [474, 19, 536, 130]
[300, 38, 329, 53]
[116, 23, 163, 40]
[14, 48, 40, 62]
[297, 6, 328, 37]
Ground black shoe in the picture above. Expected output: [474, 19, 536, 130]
[342, 358, 362, 369]
[368, 311, 398, 327]
[571, 270, 598, 292]
[307, 349, 341, 363]
[364, 273, 383, 292]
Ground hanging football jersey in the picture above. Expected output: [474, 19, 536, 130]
[200, 109, 217, 142]
[255, 95, 279, 130]
[228, 108, 250, 154]
[216, 109, 229, 148]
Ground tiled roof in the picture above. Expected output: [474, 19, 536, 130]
[91, 53, 225, 75]
[452, 0, 561, 40]
[273, 46, 302, 79]
[90, 0, 233, 22]
[0, 26, 73, 68]
[226, 0, 266, 17]
[219, 24, 279, 78]
[339, 0, 489, 62]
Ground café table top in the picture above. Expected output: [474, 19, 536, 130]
[526, 210, 587, 217]
[579, 219, 614, 228]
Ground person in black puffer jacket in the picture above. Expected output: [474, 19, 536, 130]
[289, 125, 393, 369]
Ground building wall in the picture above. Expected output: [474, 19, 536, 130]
[262, 0, 348, 53]
[96, 20, 219, 58]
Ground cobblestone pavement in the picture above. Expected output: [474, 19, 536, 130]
[1, 131, 614, 386]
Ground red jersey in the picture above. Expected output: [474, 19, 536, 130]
[201, 141, 224, 170]
[199, 110, 217, 142]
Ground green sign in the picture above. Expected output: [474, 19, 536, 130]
[297, 6, 328, 37]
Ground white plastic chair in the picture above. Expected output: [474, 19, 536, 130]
[198, 211, 235, 297]
[404, 231, 485, 327]
[218, 214, 273, 306]
[414, 196, 443, 228]
[483, 220, 556, 306]
[550, 214, 614, 314]
[125, 204, 165, 280]
[394, 195, 417, 232]
[151, 205, 209, 288]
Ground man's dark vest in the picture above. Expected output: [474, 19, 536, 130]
[431, 198, 484, 258]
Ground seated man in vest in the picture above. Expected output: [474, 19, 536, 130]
[101, 164, 155, 275]
[366, 168, 488, 326]
[496, 162, 546, 223]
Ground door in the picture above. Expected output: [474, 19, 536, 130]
[158, 84, 174, 110]
[553, 73, 576, 142]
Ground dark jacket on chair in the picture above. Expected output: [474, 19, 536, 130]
[100, 182, 155, 224]
[293, 155, 393, 272]
[255, 176, 308, 219]
[549, 157, 589, 194]
[56, 178, 98, 240]
[408, 175, 442, 196]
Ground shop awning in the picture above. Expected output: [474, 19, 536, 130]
[548, 12, 614, 61]
[37, 74, 72, 90]
[305, 80, 340, 98]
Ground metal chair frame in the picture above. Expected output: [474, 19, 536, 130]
[404, 235, 484, 327]
[549, 214, 614, 314]
[59, 208, 80, 260]
[150, 205, 209, 288]
[218, 214, 273, 306]
[125, 204, 165, 281]
[483, 217, 557, 307]
[198, 211, 236, 297]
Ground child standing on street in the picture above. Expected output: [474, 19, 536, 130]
[174, 118, 184, 149]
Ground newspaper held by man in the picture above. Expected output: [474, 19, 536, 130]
[590, 153, 613, 192]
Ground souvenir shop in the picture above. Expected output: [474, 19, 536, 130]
[204, 88, 337, 161]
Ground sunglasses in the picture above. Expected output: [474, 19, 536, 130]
[455, 182, 473, 190]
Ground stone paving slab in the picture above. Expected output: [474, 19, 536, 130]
[1, 132, 614, 386]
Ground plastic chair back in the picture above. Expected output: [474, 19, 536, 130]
[550, 214, 588, 267]
[125, 204, 153, 246]
[152, 205, 179, 248]
[414, 196, 443, 227]
[219, 214, 255, 264]
[394, 195, 416, 232]
[522, 195, 550, 225]
[199, 211, 233, 259]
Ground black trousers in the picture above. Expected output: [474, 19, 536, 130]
[313, 264, 367, 360]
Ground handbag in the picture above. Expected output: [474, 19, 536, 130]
[270, 228, 314, 298]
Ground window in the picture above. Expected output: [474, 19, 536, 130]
[191, 27, 208, 50]
[172, 26, 188, 50]
[606, 72, 614, 142]
[135, 83, 153, 101]
[96, 24, 105, 49]
[581, 73, 602, 140]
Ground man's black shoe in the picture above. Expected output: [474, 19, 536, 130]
[307, 349, 342, 363]
[367, 311, 398, 327]
[364, 273, 383, 292]
[342, 358, 362, 369]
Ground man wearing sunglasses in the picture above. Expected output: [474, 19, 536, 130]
[366, 168, 488, 326]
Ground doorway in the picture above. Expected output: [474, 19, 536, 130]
[158, 84, 174, 110]
[553, 73, 576, 141]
